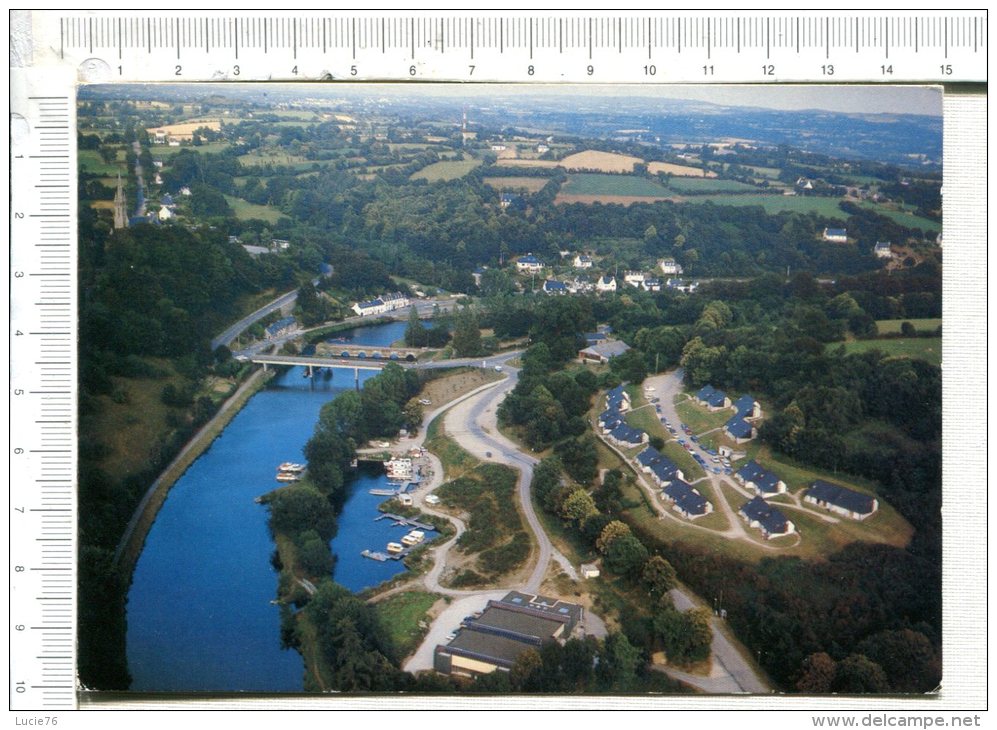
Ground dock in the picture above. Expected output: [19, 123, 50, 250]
[375, 513, 435, 531]
[361, 548, 409, 562]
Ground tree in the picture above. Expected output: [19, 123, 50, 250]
[597, 633, 641, 691]
[596, 520, 632, 554]
[451, 306, 482, 357]
[603, 533, 649, 578]
[641, 555, 678, 597]
[510, 647, 543, 691]
[832, 654, 890, 694]
[559, 489, 599, 523]
[856, 629, 940, 693]
[404, 306, 429, 347]
[796, 652, 837, 693]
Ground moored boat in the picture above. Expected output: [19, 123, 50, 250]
[401, 530, 425, 546]
[386, 542, 404, 554]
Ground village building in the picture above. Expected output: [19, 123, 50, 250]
[515, 254, 544, 273]
[659, 259, 683, 275]
[579, 340, 631, 364]
[642, 277, 663, 292]
[157, 206, 173, 221]
[434, 592, 584, 677]
[662, 480, 713, 519]
[695, 385, 731, 411]
[623, 271, 646, 288]
[822, 227, 849, 243]
[595, 275, 617, 293]
[724, 415, 757, 444]
[573, 254, 594, 269]
[542, 279, 568, 295]
[874, 241, 893, 259]
[265, 316, 297, 340]
[666, 278, 699, 293]
[804, 480, 879, 520]
[734, 460, 787, 497]
[739, 497, 795, 539]
[607, 424, 648, 448]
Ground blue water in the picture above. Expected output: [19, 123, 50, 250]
[126, 321, 418, 692]
[330, 466, 435, 593]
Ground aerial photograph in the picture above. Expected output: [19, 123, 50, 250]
[75, 83, 943, 697]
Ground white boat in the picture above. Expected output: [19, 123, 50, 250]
[386, 542, 404, 554]
[278, 462, 306, 474]
[401, 530, 425, 546]
[385, 457, 414, 480]
[275, 472, 302, 483]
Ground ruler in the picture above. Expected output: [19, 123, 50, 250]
[9, 68, 78, 711]
[6, 8, 986, 712]
[22, 10, 988, 83]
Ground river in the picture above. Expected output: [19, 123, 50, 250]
[125, 319, 425, 692]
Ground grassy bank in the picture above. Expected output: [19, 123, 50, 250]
[115, 367, 273, 581]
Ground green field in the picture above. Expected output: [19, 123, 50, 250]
[410, 158, 482, 182]
[739, 165, 781, 179]
[223, 195, 287, 223]
[624, 388, 704, 480]
[836, 337, 942, 367]
[156, 141, 232, 158]
[78, 149, 127, 176]
[682, 194, 848, 218]
[563, 173, 670, 197]
[674, 397, 733, 435]
[857, 202, 942, 232]
[372, 590, 441, 658]
[874, 318, 942, 335]
[665, 177, 760, 194]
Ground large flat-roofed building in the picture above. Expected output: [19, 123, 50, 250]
[434, 592, 584, 677]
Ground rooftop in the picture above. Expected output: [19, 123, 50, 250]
[807, 480, 877, 515]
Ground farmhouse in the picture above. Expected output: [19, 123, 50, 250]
[695, 385, 731, 411]
[595, 275, 617, 293]
[822, 227, 848, 243]
[265, 316, 297, 340]
[662, 480, 712, 519]
[434, 592, 584, 677]
[579, 340, 631, 364]
[874, 241, 893, 259]
[500, 193, 520, 209]
[659, 259, 683, 275]
[739, 497, 795, 539]
[735, 460, 786, 497]
[573, 254, 594, 269]
[515, 254, 544, 273]
[805, 480, 879, 520]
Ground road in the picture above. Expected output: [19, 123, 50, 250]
[217, 297, 456, 354]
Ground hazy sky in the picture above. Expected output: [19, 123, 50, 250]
[333, 83, 942, 117]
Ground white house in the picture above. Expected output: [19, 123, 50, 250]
[659, 259, 683, 275]
[515, 254, 544, 273]
[822, 227, 848, 243]
[573, 254, 594, 269]
[595, 275, 617, 293]
[804, 480, 879, 520]
[623, 271, 646, 288]
[874, 241, 893, 259]
[580, 563, 600, 579]
[157, 206, 173, 221]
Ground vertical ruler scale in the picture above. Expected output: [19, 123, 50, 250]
[10, 68, 78, 711]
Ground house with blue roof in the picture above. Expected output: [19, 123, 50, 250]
[735, 460, 786, 497]
[605, 385, 630, 410]
[662, 480, 712, 519]
[266, 316, 297, 339]
[515, 253, 544, 273]
[607, 424, 648, 448]
[804, 480, 878, 520]
[542, 279, 568, 295]
[695, 385, 731, 411]
[724, 415, 756, 443]
[732, 394, 762, 420]
[822, 227, 848, 243]
[739, 497, 795, 539]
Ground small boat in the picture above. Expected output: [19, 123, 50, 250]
[276, 472, 302, 483]
[401, 530, 425, 546]
[386, 542, 404, 554]
[278, 462, 306, 473]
